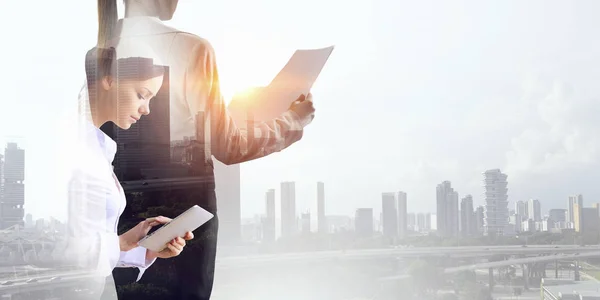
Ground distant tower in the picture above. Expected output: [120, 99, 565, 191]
[483, 169, 508, 236]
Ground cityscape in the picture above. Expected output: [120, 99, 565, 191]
[4, 141, 600, 299]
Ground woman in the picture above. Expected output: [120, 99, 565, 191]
[61, 1, 194, 298]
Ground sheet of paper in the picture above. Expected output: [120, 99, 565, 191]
[228, 46, 334, 123]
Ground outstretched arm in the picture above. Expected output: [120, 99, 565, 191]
[185, 40, 315, 165]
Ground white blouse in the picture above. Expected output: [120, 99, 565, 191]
[60, 83, 156, 297]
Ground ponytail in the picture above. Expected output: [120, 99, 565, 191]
[97, 0, 118, 47]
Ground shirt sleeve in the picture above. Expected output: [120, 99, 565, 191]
[184, 39, 314, 165]
[65, 166, 120, 277]
[117, 246, 157, 282]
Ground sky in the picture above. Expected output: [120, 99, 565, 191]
[2, 0, 600, 222]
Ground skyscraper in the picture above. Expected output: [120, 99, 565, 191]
[515, 200, 527, 223]
[0, 154, 3, 203]
[573, 202, 584, 233]
[262, 189, 276, 241]
[317, 182, 326, 234]
[0, 143, 25, 229]
[460, 195, 474, 236]
[301, 212, 311, 234]
[483, 169, 509, 236]
[417, 213, 426, 232]
[281, 182, 296, 237]
[436, 181, 459, 237]
[381, 192, 398, 238]
[527, 199, 541, 222]
[568, 194, 583, 228]
[397, 191, 407, 238]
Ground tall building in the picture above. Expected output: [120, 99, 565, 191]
[317, 182, 326, 234]
[262, 189, 276, 242]
[417, 213, 426, 232]
[573, 202, 584, 233]
[381, 192, 398, 238]
[460, 195, 474, 236]
[425, 213, 432, 231]
[527, 199, 541, 221]
[355, 208, 374, 237]
[0, 143, 25, 229]
[281, 182, 296, 237]
[549, 209, 567, 223]
[475, 206, 485, 233]
[397, 191, 407, 238]
[301, 212, 311, 234]
[436, 181, 459, 237]
[568, 194, 583, 228]
[515, 200, 527, 223]
[0, 154, 3, 202]
[407, 213, 416, 231]
[483, 169, 509, 236]
[582, 207, 600, 243]
[214, 161, 241, 245]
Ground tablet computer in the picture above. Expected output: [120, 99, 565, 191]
[139, 205, 214, 252]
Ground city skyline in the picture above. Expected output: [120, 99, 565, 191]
[4, 1, 600, 223]
[4, 139, 597, 224]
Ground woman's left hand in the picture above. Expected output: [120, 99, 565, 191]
[146, 231, 194, 260]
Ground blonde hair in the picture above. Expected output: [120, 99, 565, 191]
[97, 0, 118, 48]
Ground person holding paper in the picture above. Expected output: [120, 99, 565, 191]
[103, 0, 317, 299]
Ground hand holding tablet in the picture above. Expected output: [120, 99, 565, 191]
[139, 205, 214, 252]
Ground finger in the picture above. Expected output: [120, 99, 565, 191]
[174, 237, 186, 247]
[305, 93, 313, 102]
[184, 231, 194, 240]
[296, 94, 306, 102]
[168, 242, 182, 254]
[146, 216, 172, 225]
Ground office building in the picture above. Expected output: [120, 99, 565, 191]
[417, 213, 426, 232]
[549, 209, 567, 223]
[317, 182, 326, 234]
[460, 195, 475, 236]
[527, 199, 541, 222]
[483, 169, 509, 236]
[281, 182, 296, 237]
[568, 194, 583, 228]
[436, 181, 459, 237]
[381, 192, 398, 238]
[301, 212, 311, 234]
[0, 143, 25, 229]
[262, 189, 276, 241]
[397, 191, 407, 238]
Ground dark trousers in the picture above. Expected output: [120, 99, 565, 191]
[114, 215, 219, 300]
[172, 214, 219, 300]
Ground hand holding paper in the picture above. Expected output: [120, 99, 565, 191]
[228, 46, 334, 123]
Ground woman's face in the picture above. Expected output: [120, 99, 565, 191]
[105, 74, 164, 130]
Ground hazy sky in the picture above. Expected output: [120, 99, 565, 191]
[2, 0, 600, 221]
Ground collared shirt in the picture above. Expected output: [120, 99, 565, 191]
[62, 83, 156, 294]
